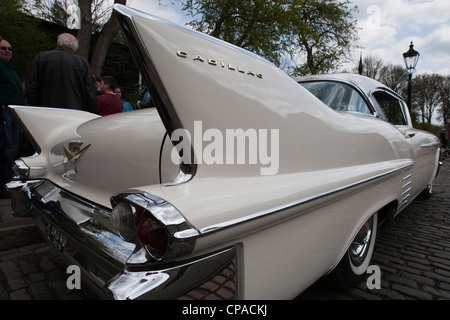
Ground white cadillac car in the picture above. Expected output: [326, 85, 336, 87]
[7, 5, 440, 300]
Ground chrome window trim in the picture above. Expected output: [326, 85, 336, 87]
[199, 162, 414, 235]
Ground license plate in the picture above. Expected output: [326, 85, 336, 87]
[48, 224, 66, 252]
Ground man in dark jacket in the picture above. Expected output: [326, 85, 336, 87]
[0, 37, 25, 195]
[26, 33, 97, 113]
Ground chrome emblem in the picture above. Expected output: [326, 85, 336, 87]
[176, 50, 263, 79]
[63, 141, 91, 163]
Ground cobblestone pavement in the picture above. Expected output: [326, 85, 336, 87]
[0, 159, 449, 300]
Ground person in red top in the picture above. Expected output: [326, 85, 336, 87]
[97, 75, 123, 116]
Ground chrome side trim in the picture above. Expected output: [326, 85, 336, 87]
[401, 187, 412, 196]
[402, 180, 412, 189]
[200, 162, 414, 235]
[399, 173, 413, 208]
[421, 142, 441, 148]
[402, 174, 412, 181]
[399, 193, 411, 207]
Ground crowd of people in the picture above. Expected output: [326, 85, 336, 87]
[0, 33, 151, 198]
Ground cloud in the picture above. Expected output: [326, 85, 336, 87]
[352, 0, 450, 75]
[126, 0, 188, 25]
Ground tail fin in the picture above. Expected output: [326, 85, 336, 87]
[10, 106, 99, 154]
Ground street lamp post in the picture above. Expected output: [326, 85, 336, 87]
[403, 41, 420, 111]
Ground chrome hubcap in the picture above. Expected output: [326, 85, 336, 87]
[349, 217, 373, 267]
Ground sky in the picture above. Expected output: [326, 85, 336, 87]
[125, 0, 450, 76]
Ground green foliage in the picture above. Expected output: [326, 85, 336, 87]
[0, 0, 54, 77]
[287, 0, 358, 75]
[183, 0, 287, 64]
[180, 0, 358, 75]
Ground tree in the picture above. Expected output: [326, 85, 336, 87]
[29, 0, 126, 77]
[180, 0, 358, 75]
[29, 0, 93, 59]
[353, 54, 408, 94]
[356, 55, 388, 81]
[32, 0, 71, 26]
[381, 64, 409, 94]
[182, 0, 287, 65]
[77, 0, 94, 59]
[287, 0, 358, 75]
[90, 0, 127, 77]
[412, 74, 445, 125]
[437, 76, 450, 125]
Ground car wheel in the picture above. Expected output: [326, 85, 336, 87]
[332, 212, 378, 289]
[418, 184, 432, 200]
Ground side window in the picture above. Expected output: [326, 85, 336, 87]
[372, 91, 407, 126]
[300, 81, 372, 115]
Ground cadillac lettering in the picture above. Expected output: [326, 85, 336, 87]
[176, 50, 263, 78]
[6, 5, 441, 300]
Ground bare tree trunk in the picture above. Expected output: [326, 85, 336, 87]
[77, 0, 93, 60]
[90, 0, 126, 77]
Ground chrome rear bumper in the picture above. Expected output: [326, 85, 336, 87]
[6, 180, 239, 300]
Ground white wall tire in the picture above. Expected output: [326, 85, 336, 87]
[332, 212, 378, 289]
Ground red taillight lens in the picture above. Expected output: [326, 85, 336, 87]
[138, 212, 169, 260]
[111, 192, 199, 263]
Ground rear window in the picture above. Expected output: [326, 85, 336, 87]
[300, 81, 372, 115]
[372, 91, 407, 126]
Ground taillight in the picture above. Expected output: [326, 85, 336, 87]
[110, 202, 137, 242]
[110, 192, 199, 262]
[138, 211, 168, 259]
